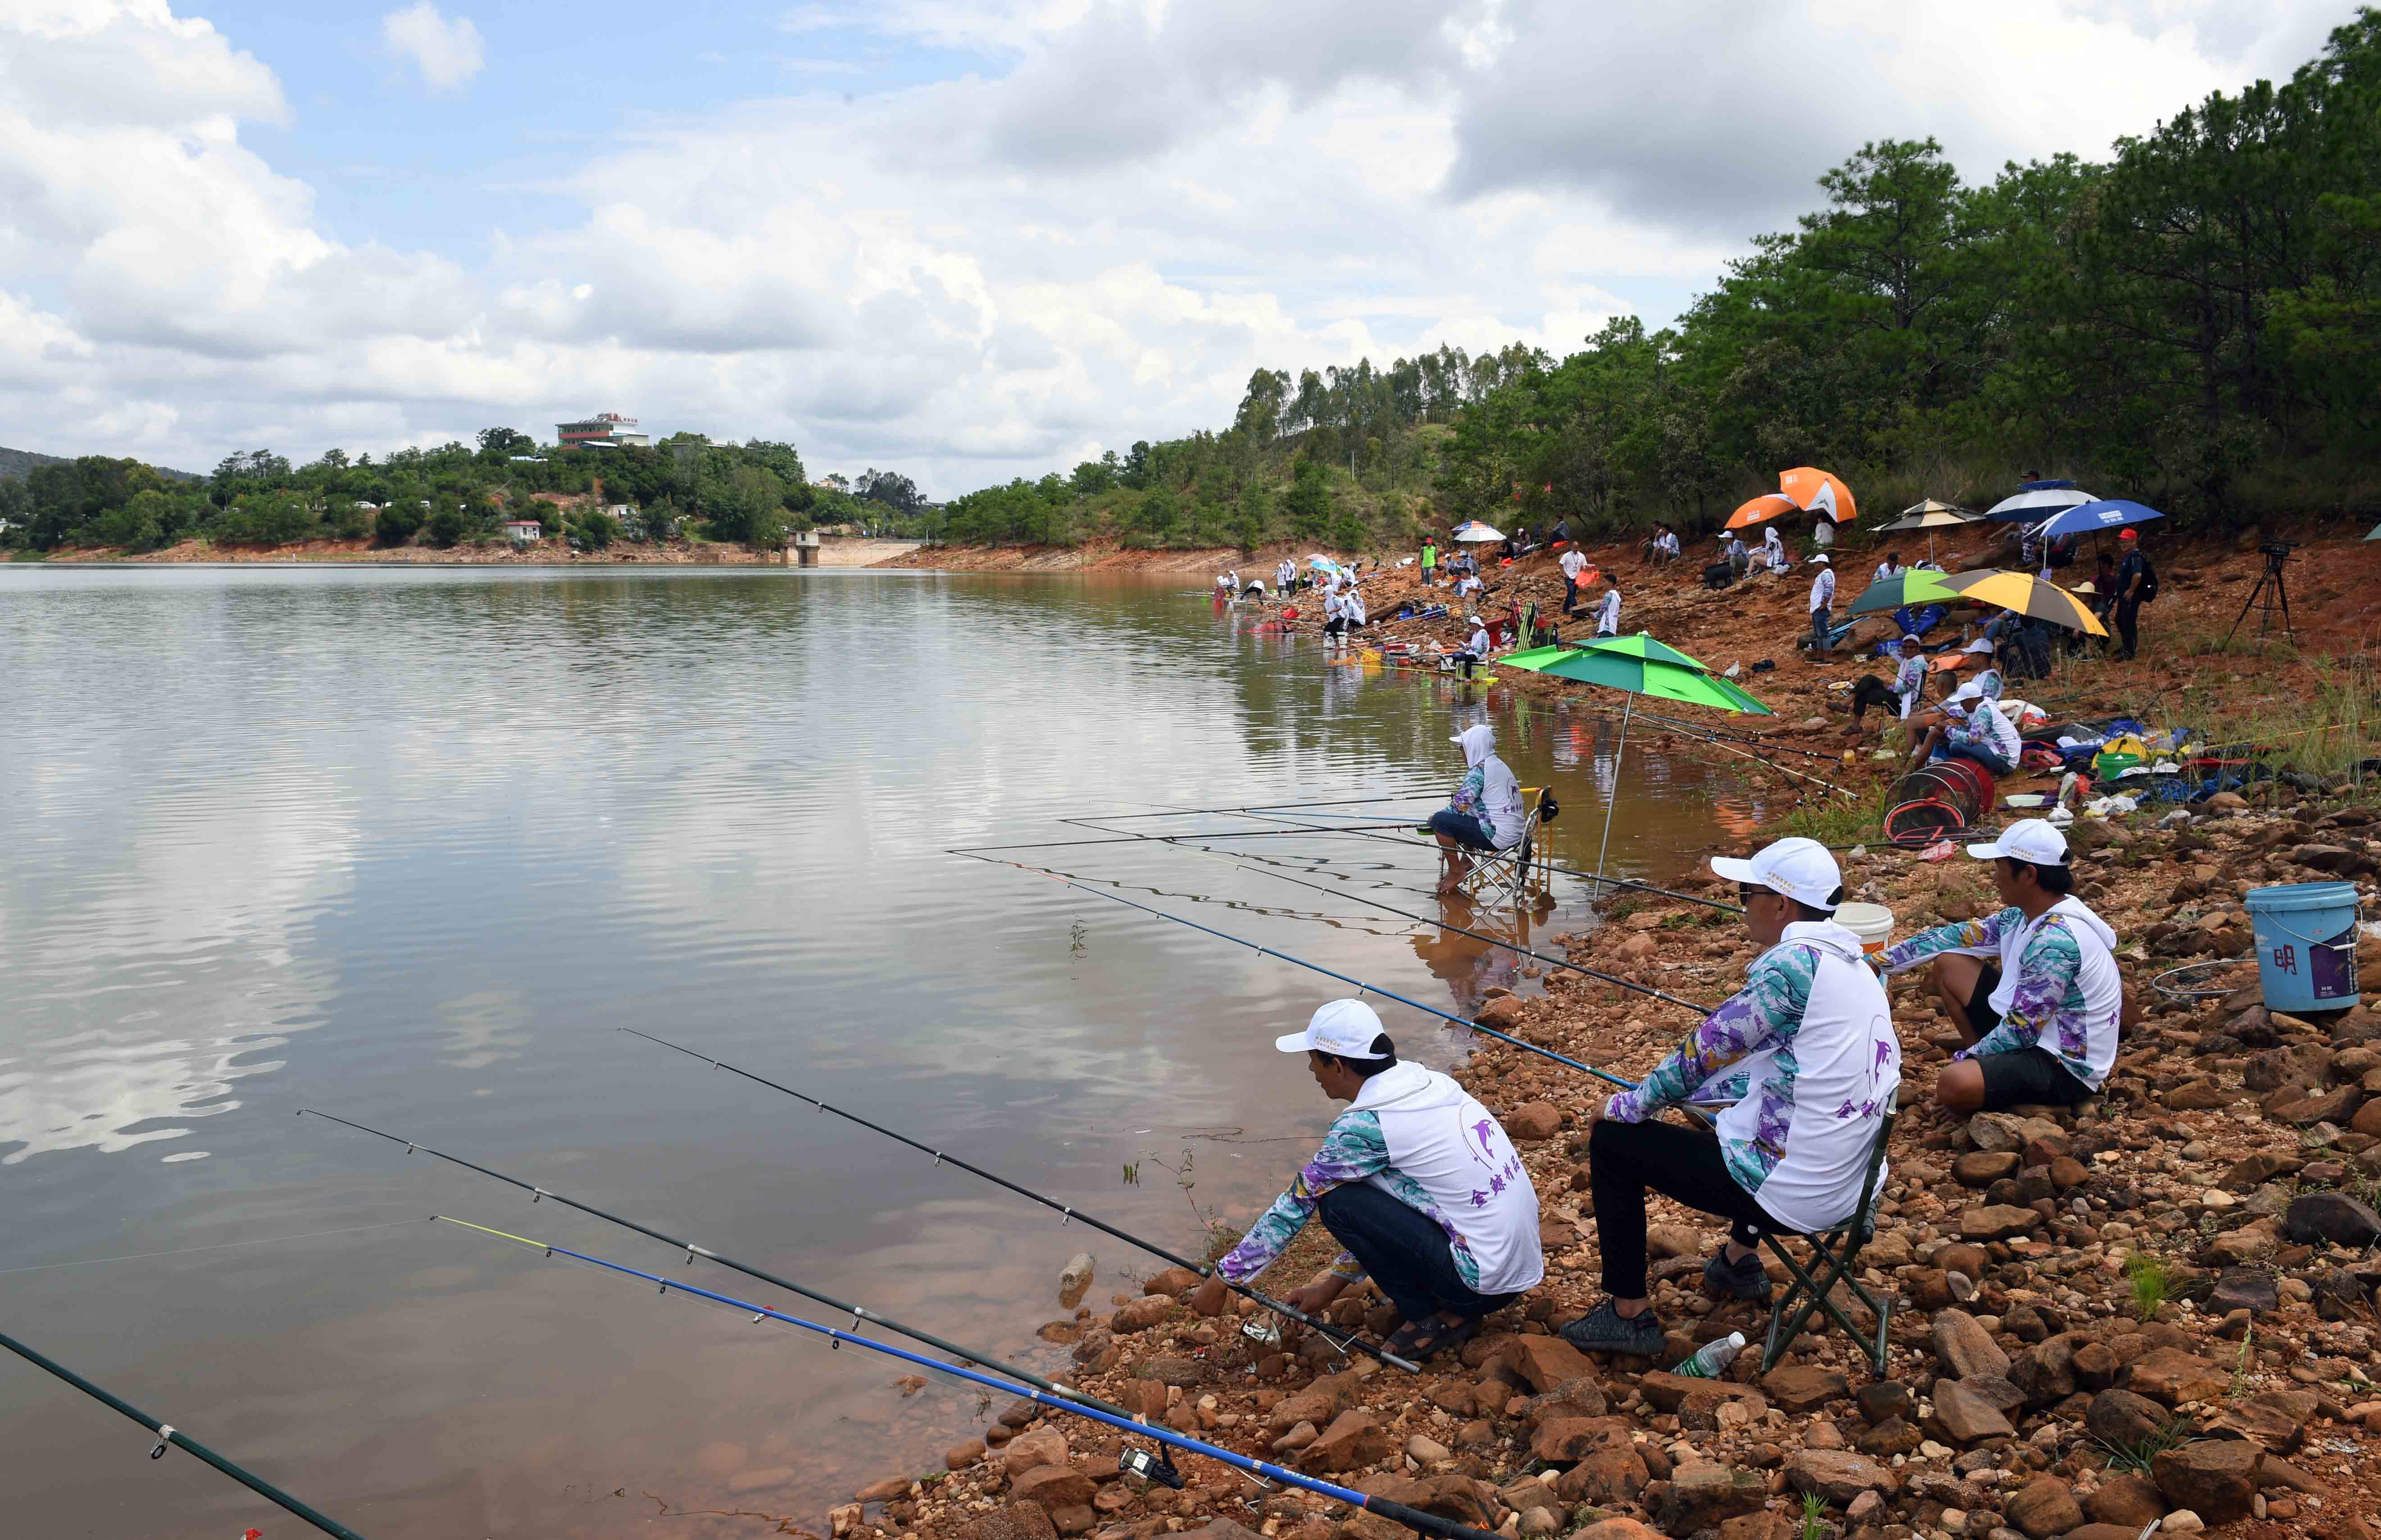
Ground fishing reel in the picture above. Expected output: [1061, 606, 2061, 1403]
[1119, 1445, 1186, 1490]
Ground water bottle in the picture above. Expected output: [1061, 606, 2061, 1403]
[1669, 1331, 1746, 1379]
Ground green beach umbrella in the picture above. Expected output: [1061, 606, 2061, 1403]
[1845, 567, 1965, 618]
[1496, 645, 1579, 674]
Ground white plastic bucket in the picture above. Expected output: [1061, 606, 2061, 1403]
[1835, 902, 1895, 956]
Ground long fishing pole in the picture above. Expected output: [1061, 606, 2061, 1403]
[616, 1030, 1420, 1374]
[435, 1217, 1501, 1540]
[0, 1327, 372, 1540]
[296, 1110, 1135, 1418]
[960, 856, 1697, 1079]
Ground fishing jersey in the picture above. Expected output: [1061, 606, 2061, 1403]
[1216, 1061, 1543, 1295]
[1883, 898, 2121, 1089]
[1604, 921, 1899, 1233]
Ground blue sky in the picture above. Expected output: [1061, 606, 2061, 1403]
[0, 1, 2352, 493]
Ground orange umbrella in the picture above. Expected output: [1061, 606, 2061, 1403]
[1780, 467, 1855, 526]
[1726, 493, 1799, 530]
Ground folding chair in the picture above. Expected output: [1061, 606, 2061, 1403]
[1457, 787, 1549, 907]
[1759, 1086, 1898, 1375]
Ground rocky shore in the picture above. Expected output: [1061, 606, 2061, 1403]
[822, 788, 2381, 1540]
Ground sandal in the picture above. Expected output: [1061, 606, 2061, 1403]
[1381, 1315, 1478, 1363]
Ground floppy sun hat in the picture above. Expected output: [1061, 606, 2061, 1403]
[1967, 819, 2068, 868]
[1276, 998, 1387, 1057]
[1710, 836, 1843, 910]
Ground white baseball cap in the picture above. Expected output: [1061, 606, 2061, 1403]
[1808, 553, 1830, 564]
[1275, 998, 1388, 1058]
[1967, 819, 2068, 868]
[1709, 836, 1843, 910]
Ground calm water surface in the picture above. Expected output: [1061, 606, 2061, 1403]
[0, 567, 1785, 1537]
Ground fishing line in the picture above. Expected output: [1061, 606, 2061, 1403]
[296, 1110, 1134, 1417]
[960, 855, 1682, 1086]
[432, 1217, 1502, 1540]
[0, 1327, 373, 1540]
[0, 1217, 425, 1277]
[615, 1030, 1418, 1374]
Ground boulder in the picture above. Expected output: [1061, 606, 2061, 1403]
[1143, 1267, 1203, 1295]
[1783, 1450, 1898, 1504]
[1932, 1310, 2012, 1381]
[1504, 1336, 1597, 1394]
[1719, 1515, 1798, 1540]
[1505, 1102, 1563, 1141]
[1638, 1370, 1766, 1417]
[2212, 1389, 2318, 1454]
[962, 1503, 1061, 1540]
[2125, 1348, 2228, 1407]
[1521, 1376, 1610, 1426]
[2086, 1389, 2171, 1452]
[2005, 1475, 2085, 1539]
[1012, 1466, 1099, 1513]
[1967, 1113, 2043, 1153]
[1759, 1364, 1849, 1413]
[2219, 1152, 2299, 1192]
[2273, 1086, 2364, 1127]
[2066, 1526, 2149, 1540]
[856, 1476, 914, 1503]
[1574, 1521, 1664, 1540]
[1960, 1204, 2039, 1241]
[2207, 1269, 2278, 1316]
[1955, 1151, 2022, 1186]
[1110, 1295, 1176, 1333]
[1554, 1444, 1650, 1506]
[2282, 1191, 2381, 1247]
[1930, 1380, 2017, 1445]
[1299, 1412, 1395, 1474]
[2008, 1334, 2081, 1407]
[1532, 1418, 1621, 1464]
[1854, 1382, 1913, 1425]
[1657, 1465, 1768, 1536]
[2152, 1440, 2263, 1524]
[2083, 1472, 2164, 1527]
[1004, 1429, 1070, 1476]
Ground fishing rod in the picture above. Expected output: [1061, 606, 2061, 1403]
[616, 1029, 1420, 1374]
[1085, 790, 1450, 822]
[960, 855, 1696, 1081]
[0, 1327, 371, 1540]
[296, 1110, 1135, 1419]
[435, 1217, 1502, 1540]
[1636, 717, 1861, 800]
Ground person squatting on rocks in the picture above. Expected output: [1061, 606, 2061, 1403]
[1428, 722, 1526, 893]
[1847, 634, 1928, 727]
[1204, 999, 1544, 1363]
[1878, 819, 2121, 1114]
[1559, 837, 1901, 1358]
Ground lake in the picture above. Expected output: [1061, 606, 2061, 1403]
[0, 564, 1778, 1537]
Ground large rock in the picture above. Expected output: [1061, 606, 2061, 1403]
[2125, 1348, 2228, 1407]
[1299, 1412, 1395, 1474]
[1110, 1295, 1176, 1332]
[1011, 1466, 1098, 1513]
[1657, 1465, 1768, 1536]
[1932, 1309, 2012, 1381]
[1554, 1443, 1650, 1506]
[2083, 1472, 2165, 1527]
[1960, 1204, 2040, 1241]
[2085, 1389, 2171, 1451]
[1520, 1376, 1609, 1426]
[2283, 1191, 2381, 1247]
[1504, 1336, 1598, 1394]
[1783, 1450, 1898, 1504]
[2005, 1475, 2085, 1539]
[2152, 1440, 2263, 1524]
[1004, 1428, 1070, 1475]
[1574, 1521, 1664, 1540]
[1954, 1151, 2022, 1186]
[1930, 1380, 2016, 1445]
[2212, 1389, 2318, 1454]
[962, 1503, 1060, 1540]
[1505, 1102, 1563, 1141]
[1532, 1418, 1622, 1464]
[1760, 1364, 1849, 1413]
[1638, 1370, 1766, 1417]
[1967, 1112, 2049, 1153]
[2207, 1269, 2279, 1315]
[2009, 1334, 2082, 1407]
[2219, 1152, 2299, 1192]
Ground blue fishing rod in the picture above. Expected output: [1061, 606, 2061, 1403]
[432, 1216, 1503, 1540]
[963, 854, 1699, 1086]
[0, 1327, 371, 1539]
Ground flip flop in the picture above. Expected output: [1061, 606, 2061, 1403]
[1381, 1316, 1477, 1363]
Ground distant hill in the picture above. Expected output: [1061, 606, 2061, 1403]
[0, 445, 200, 482]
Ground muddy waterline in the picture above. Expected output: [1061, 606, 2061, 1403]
[0, 566, 1787, 1537]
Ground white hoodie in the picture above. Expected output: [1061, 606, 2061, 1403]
[1353, 1061, 1546, 1295]
[1453, 723, 1526, 849]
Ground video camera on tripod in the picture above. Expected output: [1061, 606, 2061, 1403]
[2231, 541, 2299, 643]
[2259, 540, 2300, 561]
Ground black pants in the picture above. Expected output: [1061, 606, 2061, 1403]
[1849, 674, 1899, 722]
[1318, 1181, 1518, 1325]
[1590, 1118, 1787, 1299]
[2115, 600, 2141, 659]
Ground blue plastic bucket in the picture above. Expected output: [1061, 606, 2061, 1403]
[2243, 881, 2363, 1013]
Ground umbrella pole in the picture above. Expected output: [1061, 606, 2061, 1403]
[1594, 694, 1632, 894]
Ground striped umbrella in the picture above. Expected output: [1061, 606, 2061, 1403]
[1938, 569, 2107, 636]
[1726, 493, 1799, 530]
[1780, 467, 1856, 527]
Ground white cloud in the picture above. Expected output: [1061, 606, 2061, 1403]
[0, 0, 2361, 493]
[380, 2, 483, 92]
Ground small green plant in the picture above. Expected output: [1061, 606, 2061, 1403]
[1120, 1161, 1139, 1185]
[1799, 1490, 1828, 1540]
[1779, 785, 1892, 848]
[2228, 1321, 2256, 1399]
[2095, 1413, 2196, 1474]
[2126, 1252, 2171, 1321]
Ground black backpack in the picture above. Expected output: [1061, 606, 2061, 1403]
[2135, 553, 2158, 603]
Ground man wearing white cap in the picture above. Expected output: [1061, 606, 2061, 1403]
[1879, 819, 2121, 1112]
[1593, 572, 1622, 637]
[1806, 554, 1835, 658]
[1560, 838, 1899, 1357]
[1209, 999, 1544, 1362]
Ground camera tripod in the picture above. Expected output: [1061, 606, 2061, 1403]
[2225, 547, 2295, 645]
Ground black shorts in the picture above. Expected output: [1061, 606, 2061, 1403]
[1951, 962, 2004, 1039]
[1975, 1046, 2093, 1108]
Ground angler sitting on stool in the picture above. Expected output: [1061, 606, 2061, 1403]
[1200, 999, 1544, 1363]
[1559, 838, 1900, 1358]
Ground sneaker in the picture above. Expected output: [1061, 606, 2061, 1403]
[1703, 1247, 1773, 1302]
[1558, 1299, 1666, 1357]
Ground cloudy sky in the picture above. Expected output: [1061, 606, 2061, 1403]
[0, 1, 2354, 495]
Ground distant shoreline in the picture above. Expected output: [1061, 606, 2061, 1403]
[6, 536, 924, 569]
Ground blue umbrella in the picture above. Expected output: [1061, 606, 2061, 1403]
[2030, 499, 2165, 542]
